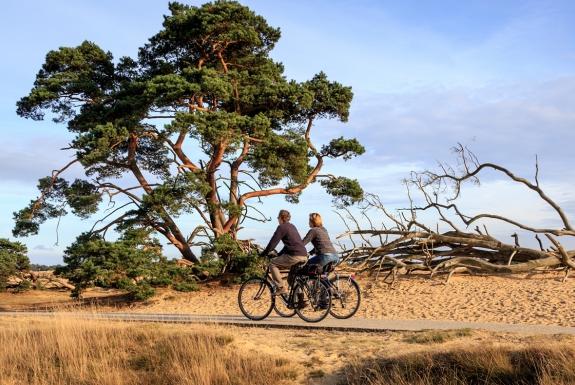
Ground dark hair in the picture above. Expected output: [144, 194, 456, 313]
[278, 209, 291, 222]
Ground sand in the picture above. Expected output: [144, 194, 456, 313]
[121, 271, 575, 327]
[2, 271, 574, 327]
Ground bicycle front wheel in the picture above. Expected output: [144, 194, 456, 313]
[329, 276, 361, 319]
[238, 277, 274, 320]
[274, 294, 296, 317]
[294, 277, 331, 323]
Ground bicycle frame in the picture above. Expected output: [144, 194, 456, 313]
[324, 271, 356, 291]
[258, 265, 317, 309]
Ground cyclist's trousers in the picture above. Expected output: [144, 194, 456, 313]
[269, 254, 307, 289]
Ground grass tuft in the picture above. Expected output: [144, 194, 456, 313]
[403, 328, 472, 344]
[344, 342, 575, 385]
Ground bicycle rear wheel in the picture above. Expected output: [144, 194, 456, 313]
[329, 276, 361, 319]
[294, 277, 331, 323]
[238, 277, 274, 320]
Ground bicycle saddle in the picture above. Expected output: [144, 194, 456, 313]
[289, 261, 307, 275]
[298, 263, 322, 276]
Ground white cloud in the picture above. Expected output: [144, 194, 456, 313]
[340, 78, 575, 179]
[33, 244, 54, 251]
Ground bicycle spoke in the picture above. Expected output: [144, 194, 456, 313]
[329, 276, 361, 319]
[294, 278, 331, 323]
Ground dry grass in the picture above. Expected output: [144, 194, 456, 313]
[0, 317, 298, 385]
[403, 328, 473, 344]
[0, 315, 573, 385]
[343, 342, 575, 385]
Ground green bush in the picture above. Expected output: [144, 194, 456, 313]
[173, 281, 199, 292]
[0, 238, 30, 290]
[14, 280, 32, 292]
[152, 261, 201, 293]
[197, 249, 226, 277]
[57, 230, 267, 300]
[58, 229, 203, 300]
[228, 251, 266, 282]
[59, 229, 167, 299]
[201, 234, 265, 281]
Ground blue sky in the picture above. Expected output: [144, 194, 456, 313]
[1, 0, 575, 264]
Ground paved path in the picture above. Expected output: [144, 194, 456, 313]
[1, 311, 574, 334]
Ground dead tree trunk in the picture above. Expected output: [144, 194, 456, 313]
[336, 146, 575, 283]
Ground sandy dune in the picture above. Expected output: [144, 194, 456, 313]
[124, 272, 575, 327]
[1, 272, 573, 327]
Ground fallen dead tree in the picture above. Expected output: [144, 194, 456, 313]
[336, 145, 575, 284]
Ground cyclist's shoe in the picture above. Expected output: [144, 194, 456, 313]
[318, 293, 330, 309]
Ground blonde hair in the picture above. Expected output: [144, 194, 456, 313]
[309, 213, 323, 227]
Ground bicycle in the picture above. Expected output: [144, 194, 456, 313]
[273, 261, 361, 320]
[238, 262, 332, 323]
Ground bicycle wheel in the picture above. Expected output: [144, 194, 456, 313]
[238, 277, 274, 320]
[329, 276, 361, 319]
[274, 294, 296, 317]
[294, 277, 331, 323]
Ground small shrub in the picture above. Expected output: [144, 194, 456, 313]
[230, 252, 266, 281]
[112, 278, 156, 301]
[14, 280, 32, 292]
[199, 234, 265, 282]
[34, 280, 45, 290]
[58, 228, 207, 300]
[173, 281, 199, 292]
[0, 238, 30, 290]
[194, 251, 225, 278]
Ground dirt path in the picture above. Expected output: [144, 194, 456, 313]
[2, 311, 575, 335]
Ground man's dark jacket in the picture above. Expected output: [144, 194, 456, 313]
[261, 222, 307, 257]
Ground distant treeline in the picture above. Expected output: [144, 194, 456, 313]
[29, 264, 63, 271]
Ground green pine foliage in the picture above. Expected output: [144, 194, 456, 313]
[14, 1, 366, 263]
[0, 239, 30, 290]
[57, 229, 198, 300]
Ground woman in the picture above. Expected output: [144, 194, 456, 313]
[302, 213, 339, 269]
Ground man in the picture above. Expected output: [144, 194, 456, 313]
[260, 209, 308, 295]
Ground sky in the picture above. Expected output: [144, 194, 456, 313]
[1, 0, 574, 264]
